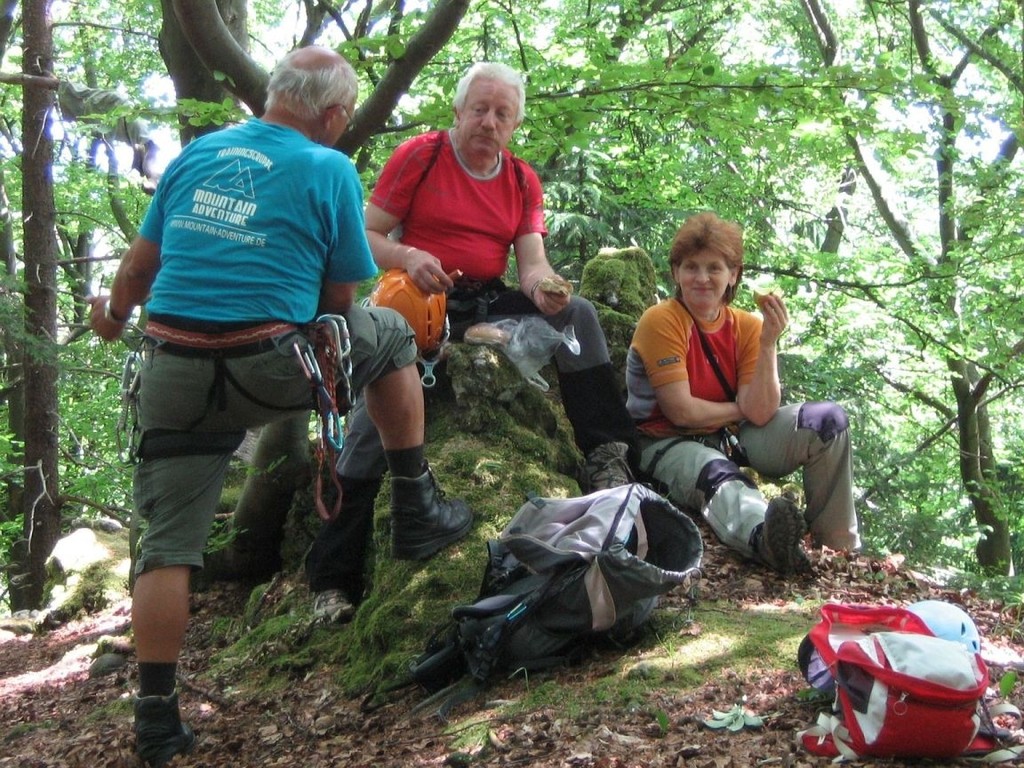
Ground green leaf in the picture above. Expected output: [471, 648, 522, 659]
[743, 713, 764, 728]
[999, 671, 1018, 698]
[654, 709, 670, 734]
[703, 704, 763, 732]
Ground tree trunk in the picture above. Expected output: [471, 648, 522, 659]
[158, 0, 247, 143]
[224, 415, 312, 577]
[0, 169, 24, 529]
[12, 0, 61, 611]
[949, 359, 1012, 573]
[920, 11, 1013, 575]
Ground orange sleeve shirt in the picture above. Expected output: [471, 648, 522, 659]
[625, 299, 763, 436]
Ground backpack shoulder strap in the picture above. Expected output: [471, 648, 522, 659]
[407, 131, 447, 201]
[508, 152, 529, 193]
[409, 676, 485, 720]
[412, 133, 531, 214]
[972, 700, 1024, 763]
[464, 562, 585, 684]
[674, 298, 736, 401]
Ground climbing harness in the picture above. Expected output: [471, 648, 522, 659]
[297, 314, 353, 521]
[116, 313, 354, 520]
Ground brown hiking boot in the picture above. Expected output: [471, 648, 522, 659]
[756, 496, 809, 574]
[583, 441, 634, 492]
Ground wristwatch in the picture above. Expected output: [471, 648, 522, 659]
[104, 299, 127, 324]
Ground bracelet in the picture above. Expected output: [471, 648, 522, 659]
[529, 279, 542, 300]
[104, 299, 127, 324]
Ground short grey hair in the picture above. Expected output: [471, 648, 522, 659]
[453, 62, 525, 123]
[265, 47, 357, 121]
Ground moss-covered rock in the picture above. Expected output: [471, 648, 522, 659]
[580, 246, 659, 320]
[323, 343, 584, 694]
[214, 249, 672, 697]
[45, 527, 131, 622]
[580, 246, 660, 379]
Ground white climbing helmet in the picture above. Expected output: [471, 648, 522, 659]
[907, 599, 981, 653]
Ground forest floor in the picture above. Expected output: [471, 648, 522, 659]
[2, 530, 1024, 768]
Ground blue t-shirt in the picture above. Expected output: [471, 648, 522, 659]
[141, 119, 376, 323]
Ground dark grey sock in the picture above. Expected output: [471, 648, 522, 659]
[138, 662, 177, 697]
[385, 445, 426, 479]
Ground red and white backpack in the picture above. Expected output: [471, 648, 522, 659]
[796, 602, 1006, 761]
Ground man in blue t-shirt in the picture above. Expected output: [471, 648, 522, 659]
[89, 46, 472, 768]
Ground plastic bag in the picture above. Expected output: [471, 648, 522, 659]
[467, 317, 580, 390]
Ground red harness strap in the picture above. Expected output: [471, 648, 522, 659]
[146, 319, 295, 348]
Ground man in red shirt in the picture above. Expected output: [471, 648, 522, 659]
[306, 62, 638, 622]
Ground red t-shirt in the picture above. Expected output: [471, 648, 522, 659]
[369, 131, 547, 281]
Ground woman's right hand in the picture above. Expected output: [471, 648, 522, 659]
[755, 291, 788, 346]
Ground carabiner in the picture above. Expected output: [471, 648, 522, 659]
[316, 314, 353, 380]
[419, 356, 439, 388]
[322, 409, 344, 451]
[116, 349, 143, 463]
[293, 342, 314, 380]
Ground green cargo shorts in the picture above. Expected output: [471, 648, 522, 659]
[132, 304, 416, 576]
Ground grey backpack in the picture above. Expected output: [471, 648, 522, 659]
[407, 483, 703, 697]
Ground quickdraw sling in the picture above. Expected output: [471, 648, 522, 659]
[296, 314, 353, 522]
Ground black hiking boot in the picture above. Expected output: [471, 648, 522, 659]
[755, 496, 809, 575]
[390, 469, 473, 560]
[134, 690, 195, 767]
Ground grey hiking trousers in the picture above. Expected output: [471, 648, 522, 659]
[131, 305, 415, 576]
[637, 402, 861, 558]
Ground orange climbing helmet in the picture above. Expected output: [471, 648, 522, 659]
[369, 269, 448, 355]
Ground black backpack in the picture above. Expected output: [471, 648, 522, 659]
[403, 484, 703, 707]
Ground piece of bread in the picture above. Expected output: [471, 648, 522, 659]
[464, 323, 511, 346]
[537, 275, 574, 297]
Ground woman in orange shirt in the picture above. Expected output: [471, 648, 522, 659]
[626, 212, 860, 573]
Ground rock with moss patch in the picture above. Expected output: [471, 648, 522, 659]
[89, 652, 128, 678]
[580, 246, 659, 319]
[45, 528, 131, 622]
[580, 246, 660, 377]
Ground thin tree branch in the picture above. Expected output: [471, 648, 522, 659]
[0, 72, 58, 88]
[51, 21, 159, 43]
[844, 135, 920, 261]
[338, 0, 471, 154]
[61, 494, 131, 527]
[928, 8, 1024, 95]
[876, 369, 955, 420]
[800, 0, 838, 65]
